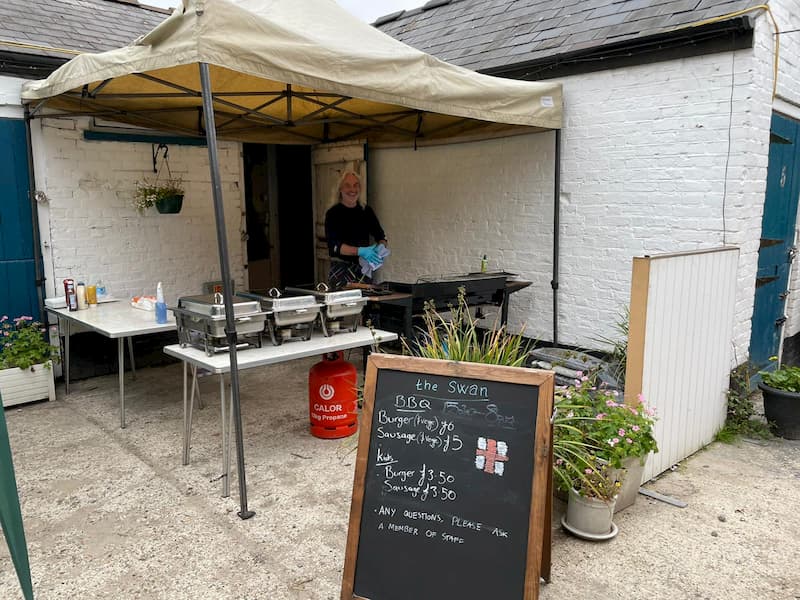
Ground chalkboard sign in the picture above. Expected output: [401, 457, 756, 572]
[341, 354, 554, 600]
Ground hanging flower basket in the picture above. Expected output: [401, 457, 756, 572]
[155, 194, 184, 214]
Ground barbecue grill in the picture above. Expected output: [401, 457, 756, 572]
[239, 288, 322, 345]
[172, 293, 267, 356]
[286, 283, 367, 336]
[386, 272, 511, 314]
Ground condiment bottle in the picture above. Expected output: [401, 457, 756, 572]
[480, 254, 488, 273]
[64, 279, 78, 311]
[76, 282, 88, 310]
[155, 282, 168, 324]
[86, 284, 97, 307]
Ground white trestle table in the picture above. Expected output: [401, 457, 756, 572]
[47, 303, 177, 428]
[164, 328, 398, 497]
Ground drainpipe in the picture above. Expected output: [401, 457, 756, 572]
[23, 105, 46, 320]
[551, 129, 561, 346]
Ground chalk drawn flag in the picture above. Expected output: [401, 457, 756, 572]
[475, 437, 509, 475]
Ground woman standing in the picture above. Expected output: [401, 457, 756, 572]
[324, 170, 388, 288]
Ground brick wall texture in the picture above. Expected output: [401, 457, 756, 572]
[33, 117, 245, 305]
[374, 5, 800, 363]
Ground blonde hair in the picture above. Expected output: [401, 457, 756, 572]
[332, 169, 364, 207]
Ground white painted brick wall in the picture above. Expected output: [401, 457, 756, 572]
[370, 133, 555, 339]
[32, 117, 245, 305]
[373, 14, 779, 363]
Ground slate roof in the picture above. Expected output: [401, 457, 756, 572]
[0, 0, 169, 60]
[376, 0, 756, 74]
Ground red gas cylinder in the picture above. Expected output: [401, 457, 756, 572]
[308, 351, 358, 439]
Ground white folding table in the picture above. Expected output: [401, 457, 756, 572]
[164, 328, 398, 497]
[47, 303, 177, 428]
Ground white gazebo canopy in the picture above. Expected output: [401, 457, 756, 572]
[21, 0, 562, 144]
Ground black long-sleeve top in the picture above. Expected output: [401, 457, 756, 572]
[324, 203, 386, 264]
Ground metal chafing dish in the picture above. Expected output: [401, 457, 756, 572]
[239, 288, 322, 345]
[286, 283, 366, 336]
[172, 293, 267, 356]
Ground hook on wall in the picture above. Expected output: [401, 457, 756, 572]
[152, 143, 169, 173]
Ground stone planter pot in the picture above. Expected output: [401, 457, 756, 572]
[612, 456, 646, 513]
[757, 382, 800, 440]
[155, 194, 183, 214]
[0, 362, 55, 407]
[561, 488, 618, 541]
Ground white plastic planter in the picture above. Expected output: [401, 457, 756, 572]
[0, 362, 55, 407]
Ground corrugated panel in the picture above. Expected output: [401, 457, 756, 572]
[634, 248, 738, 482]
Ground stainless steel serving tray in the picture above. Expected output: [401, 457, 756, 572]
[239, 289, 321, 312]
[177, 293, 262, 318]
[286, 285, 366, 306]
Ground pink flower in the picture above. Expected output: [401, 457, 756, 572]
[613, 437, 620, 445]
[608, 438, 619, 447]
[581, 375, 589, 382]
[605, 399, 617, 407]
[596, 413, 606, 420]
[618, 429, 626, 436]
[637, 393, 645, 404]
[0, 316, 7, 322]
[584, 468, 592, 475]
[626, 438, 633, 444]
[632, 425, 640, 432]
[555, 458, 564, 465]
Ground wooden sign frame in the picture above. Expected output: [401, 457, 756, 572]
[341, 354, 554, 600]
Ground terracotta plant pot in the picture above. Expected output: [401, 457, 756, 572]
[155, 194, 183, 214]
[757, 382, 800, 440]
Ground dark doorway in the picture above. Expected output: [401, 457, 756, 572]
[243, 144, 314, 291]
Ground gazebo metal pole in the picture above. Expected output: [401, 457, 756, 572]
[199, 62, 254, 520]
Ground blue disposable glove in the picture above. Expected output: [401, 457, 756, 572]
[357, 244, 381, 264]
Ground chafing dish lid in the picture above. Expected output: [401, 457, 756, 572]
[285, 284, 364, 305]
[176, 293, 263, 317]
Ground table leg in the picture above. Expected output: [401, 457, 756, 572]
[182, 361, 190, 465]
[127, 337, 136, 380]
[220, 374, 230, 498]
[64, 319, 71, 395]
[118, 338, 126, 429]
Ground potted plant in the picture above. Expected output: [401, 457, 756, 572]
[562, 456, 622, 540]
[133, 177, 184, 214]
[0, 315, 59, 407]
[758, 360, 800, 439]
[555, 373, 658, 513]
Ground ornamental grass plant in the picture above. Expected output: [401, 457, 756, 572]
[403, 287, 530, 366]
[0, 315, 59, 370]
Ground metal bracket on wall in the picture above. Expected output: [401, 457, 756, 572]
[152, 143, 169, 173]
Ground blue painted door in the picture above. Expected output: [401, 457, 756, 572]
[749, 113, 800, 371]
[0, 119, 39, 321]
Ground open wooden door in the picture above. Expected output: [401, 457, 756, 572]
[311, 141, 366, 284]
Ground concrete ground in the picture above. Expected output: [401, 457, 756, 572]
[0, 355, 799, 600]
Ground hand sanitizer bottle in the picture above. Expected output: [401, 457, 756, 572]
[155, 282, 168, 324]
